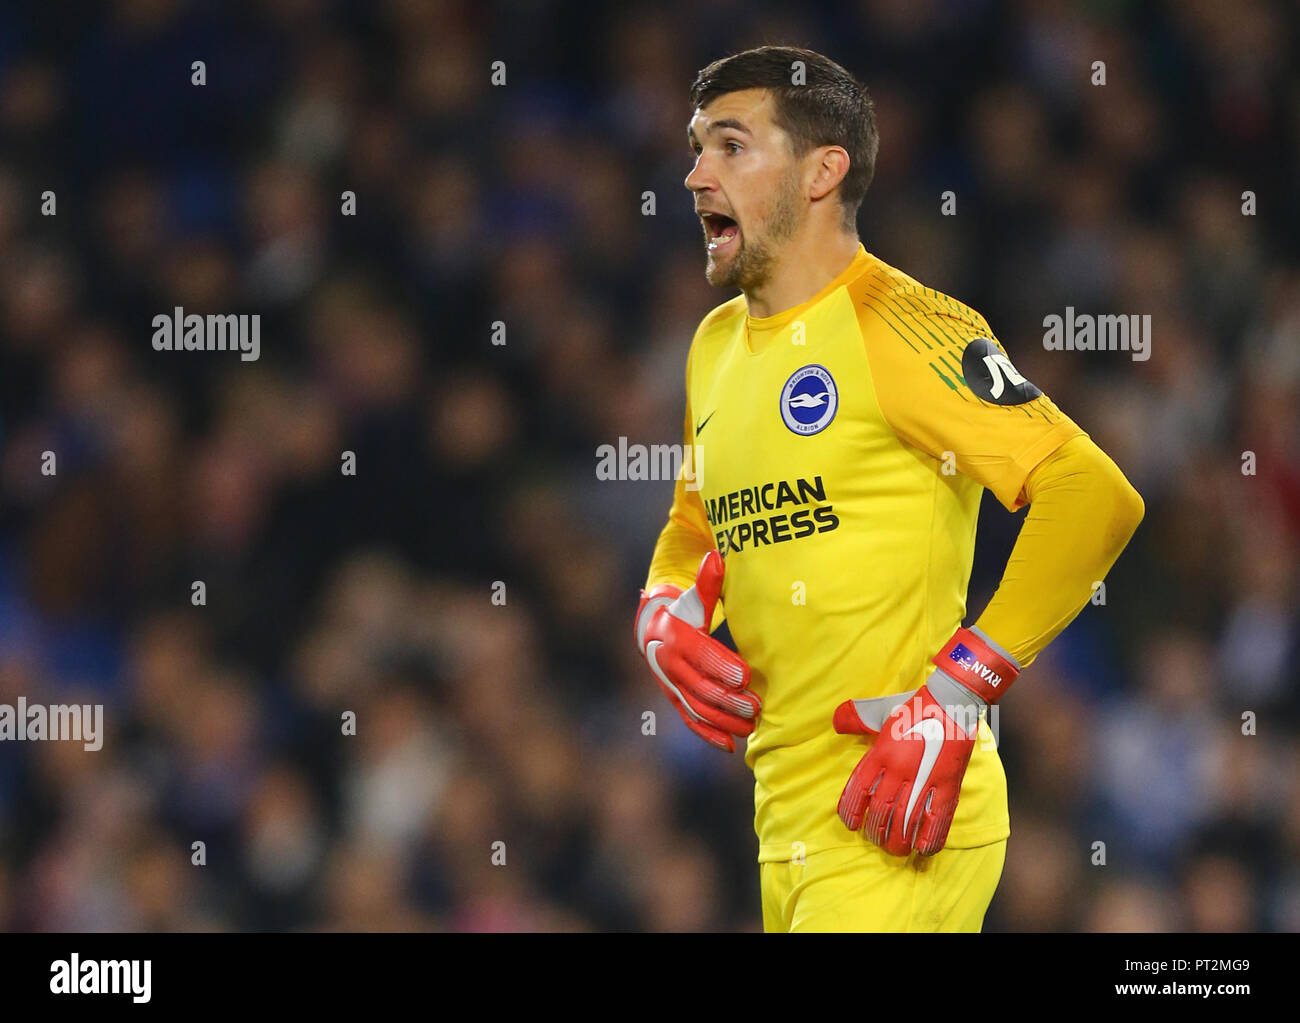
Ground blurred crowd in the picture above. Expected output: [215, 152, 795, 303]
[0, 0, 1296, 931]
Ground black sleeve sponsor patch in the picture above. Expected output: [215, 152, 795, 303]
[961, 337, 1042, 405]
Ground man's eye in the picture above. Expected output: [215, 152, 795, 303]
[725, 141, 742, 154]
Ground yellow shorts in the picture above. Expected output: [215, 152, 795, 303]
[760, 839, 1006, 932]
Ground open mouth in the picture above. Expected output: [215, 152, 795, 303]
[701, 212, 740, 251]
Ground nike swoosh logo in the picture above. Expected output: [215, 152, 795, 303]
[646, 640, 707, 725]
[695, 411, 716, 436]
[902, 718, 945, 837]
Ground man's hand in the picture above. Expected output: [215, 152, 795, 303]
[832, 627, 1019, 856]
[636, 551, 760, 752]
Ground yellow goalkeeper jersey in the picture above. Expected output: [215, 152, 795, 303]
[647, 244, 1084, 862]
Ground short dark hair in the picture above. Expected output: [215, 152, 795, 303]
[689, 46, 878, 230]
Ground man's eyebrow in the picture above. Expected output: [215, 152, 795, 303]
[706, 118, 752, 135]
[687, 117, 753, 145]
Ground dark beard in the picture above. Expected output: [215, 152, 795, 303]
[708, 172, 802, 291]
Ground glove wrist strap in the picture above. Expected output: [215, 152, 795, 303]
[931, 626, 1020, 705]
[635, 584, 683, 651]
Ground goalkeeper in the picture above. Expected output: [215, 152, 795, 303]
[636, 46, 1144, 932]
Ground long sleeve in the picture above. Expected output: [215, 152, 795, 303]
[644, 343, 724, 627]
[974, 434, 1145, 668]
[645, 407, 716, 591]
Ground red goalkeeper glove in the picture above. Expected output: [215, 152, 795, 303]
[635, 551, 760, 753]
[832, 627, 1020, 856]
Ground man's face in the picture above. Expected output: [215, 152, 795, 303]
[686, 89, 804, 290]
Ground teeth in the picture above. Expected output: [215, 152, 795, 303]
[708, 228, 737, 251]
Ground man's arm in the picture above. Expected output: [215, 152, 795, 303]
[834, 432, 1143, 853]
[645, 404, 717, 595]
[975, 433, 1144, 667]
[635, 339, 758, 752]
[644, 341, 725, 628]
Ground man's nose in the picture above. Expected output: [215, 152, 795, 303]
[685, 156, 714, 193]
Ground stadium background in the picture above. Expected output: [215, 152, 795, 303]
[0, 0, 1296, 931]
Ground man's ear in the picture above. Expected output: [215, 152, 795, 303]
[808, 146, 850, 202]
